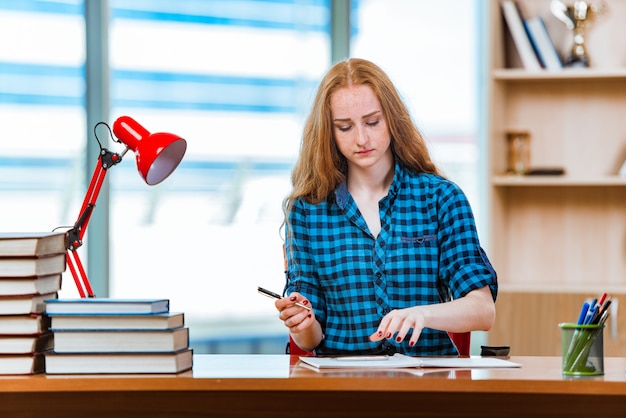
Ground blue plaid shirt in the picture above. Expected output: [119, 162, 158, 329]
[284, 162, 497, 356]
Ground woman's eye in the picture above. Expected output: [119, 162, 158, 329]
[367, 120, 379, 127]
[336, 125, 351, 132]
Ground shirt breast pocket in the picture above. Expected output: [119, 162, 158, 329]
[400, 234, 436, 245]
[395, 234, 438, 267]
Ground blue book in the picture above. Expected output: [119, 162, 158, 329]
[48, 312, 184, 330]
[44, 298, 170, 315]
[524, 16, 563, 70]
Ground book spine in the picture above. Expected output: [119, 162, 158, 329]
[525, 17, 563, 70]
[500, 0, 542, 71]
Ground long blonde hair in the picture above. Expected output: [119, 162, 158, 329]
[285, 58, 440, 210]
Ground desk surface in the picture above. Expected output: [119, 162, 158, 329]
[2, 355, 626, 417]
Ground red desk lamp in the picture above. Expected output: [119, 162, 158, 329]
[65, 116, 187, 298]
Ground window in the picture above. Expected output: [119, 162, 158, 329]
[352, 0, 483, 219]
[0, 1, 85, 234]
[106, 0, 331, 352]
[0, 0, 483, 353]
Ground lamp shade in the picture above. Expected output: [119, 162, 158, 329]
[112, 116, 187, 185]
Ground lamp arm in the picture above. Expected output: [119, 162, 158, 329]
[66, 148, 122, 298]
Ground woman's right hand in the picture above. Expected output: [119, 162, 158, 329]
[275, 292, 314, 333]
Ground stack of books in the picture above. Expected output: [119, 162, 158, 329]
[44, 298, 193, 374]
[0, 232, 65, 375]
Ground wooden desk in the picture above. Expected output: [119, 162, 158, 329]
[2, 355, 626, 417]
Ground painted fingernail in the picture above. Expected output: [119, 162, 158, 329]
[409, 341, 415, 347]
[307, 314, 312, 318]
[302, 300, 309, 305]
[385, 332, 392, 339]
[396, 336, 402, 343]
[377, 331, 383, 337]
[290, 296, 297, 301]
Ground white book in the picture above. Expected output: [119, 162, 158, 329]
[0, 353, 45, 374]
[0, 274, 62, 296]
[500, 0, 542, 70]
[49, 312, 184, 330]
[0, 333, 53, 354]
[0, 314, 51, 335]
[0, 232, 66, 257]
[51, 327, 189, 353]
[0, 293, 57, 315]
[45, 349, 193, 374]
[298, 354, 521, 370]
[524, 16, 563, 70]
[45, 298, 170, 315]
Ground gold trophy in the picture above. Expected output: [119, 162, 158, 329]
[550, 0, 606, 67]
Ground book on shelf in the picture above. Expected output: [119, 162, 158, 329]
[0, 333, 53, 354]
[45, 298, 170, 315]
[49, 311, 184, 330]
[45, 348, 193, 374]
[500, 0, 542, 70]
[51, 326, 189, 353]
[524, 16, 563, 70]
[0, 293, 57, 315]
[0, 314, 51, 335]
[0, 273, 62, 296]
[0, 253, 66, 277]
[0, 231, 66, 257]
[0, 352, 45, 375]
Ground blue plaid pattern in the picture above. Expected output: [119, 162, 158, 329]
[285, 162, 497, 356]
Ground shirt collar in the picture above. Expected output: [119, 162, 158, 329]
[334, 161, 402, 210]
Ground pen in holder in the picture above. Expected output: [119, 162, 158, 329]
[559, 322, 605, 376]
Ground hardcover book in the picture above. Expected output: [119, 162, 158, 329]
[0, 353, 45, 375]
[49, 312, 184, 330]
[0, 333, 53, 354]
[0, 254, 66, 277]
[524, 16, 563, 70]
[45, 348, 193, 374]
[45, 298, 170, 315]
[0, 232, 66, 257]
[0, 293, 57, 315]
[51, 327, 189, 353]
[500, 0, 541, 70]
[0, 274, 62, 296]
[0, 314, 51, 335]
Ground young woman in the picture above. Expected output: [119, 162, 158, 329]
[276, 58, 497, 356]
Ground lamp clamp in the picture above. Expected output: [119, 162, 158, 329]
[99, 148, 123, 170]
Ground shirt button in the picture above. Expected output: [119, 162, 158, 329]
[375, 272, 382, 278]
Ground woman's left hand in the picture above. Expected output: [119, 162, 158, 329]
[368, 287, 495, 347]
[368, 307, 425, 347]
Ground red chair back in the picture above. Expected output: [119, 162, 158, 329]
[449, 331, 471, 356]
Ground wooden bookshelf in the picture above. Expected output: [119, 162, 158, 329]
[486, 0, 626, 355]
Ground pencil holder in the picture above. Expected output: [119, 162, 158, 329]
[559, 323, 604, 376]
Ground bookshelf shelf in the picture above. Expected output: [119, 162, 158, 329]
[486, 0, 626, 355]
[492, 68, 626, 81]
[492, 175, 626, 187]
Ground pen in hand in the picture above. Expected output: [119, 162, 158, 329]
[257, 286, 312, 311]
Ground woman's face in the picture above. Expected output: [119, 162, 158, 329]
[330, 84, 392, 171]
